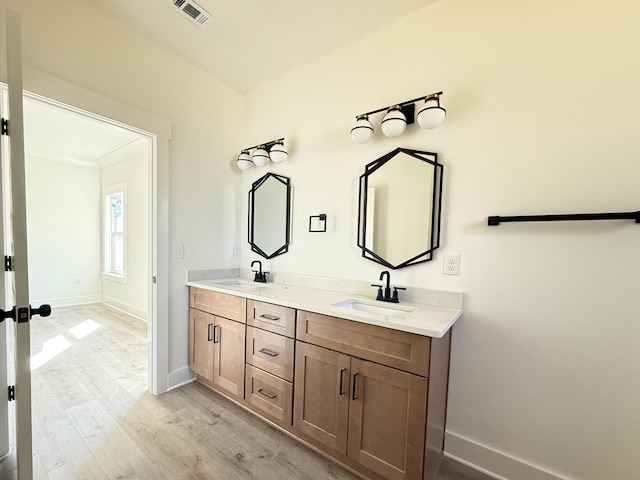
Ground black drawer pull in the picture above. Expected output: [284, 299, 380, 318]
[258, 388, 276, 399]
[258, 348, 279, 357]
[259, 314, 280, 321]
[207, 323, 213, 342]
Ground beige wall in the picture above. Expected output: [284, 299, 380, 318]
[241, 1, 640, 479]
[25, 155, 101, 306]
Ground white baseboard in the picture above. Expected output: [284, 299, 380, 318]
[31, 294, 101, 308]
[101, 295, 147, 321]
[444, 431, 569, 480]
[167, 366, 194, 391]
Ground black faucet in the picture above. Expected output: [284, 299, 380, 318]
[251, 260, 268, 283]
[371, 270, 406, 303]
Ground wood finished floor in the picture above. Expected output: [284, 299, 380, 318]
[1, 304, 491, 480]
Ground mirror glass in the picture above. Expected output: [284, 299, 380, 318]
[248, 173, 291, 259]
[358, 148, 443, 269]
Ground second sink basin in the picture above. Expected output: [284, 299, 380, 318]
[205, 280, 262, 290]
[331, 298, 415, 318]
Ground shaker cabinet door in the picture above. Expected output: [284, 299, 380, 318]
[213, 316, 246, 398]
[293, 342, 350, 455]
[348, 358, 428, 480]
[188, 308, 214, 382]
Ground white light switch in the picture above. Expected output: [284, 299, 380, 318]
[174, 244, 184, 259]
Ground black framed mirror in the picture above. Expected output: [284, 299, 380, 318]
[248, 172, 291, 259]
[357, 148, 443, 269]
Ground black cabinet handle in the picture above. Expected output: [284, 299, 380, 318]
[339, 368, 346, 396]
[213, 325, 220, 343]
[258, 388, 276, 399]
[258, 348, 279, 357]
[259, 314, 280, 321]
[352, 372, 359, 400]
[207, 323, 213, 342]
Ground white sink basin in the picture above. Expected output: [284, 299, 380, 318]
[331, 298, 415, 318]
[206, 280, 262, 290]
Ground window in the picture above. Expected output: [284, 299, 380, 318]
[104, 188, 125, 278]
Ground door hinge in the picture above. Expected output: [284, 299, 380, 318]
[8, 385, 15, 402]
[1, 118, 7, 136]
[4, 255, 13, 272]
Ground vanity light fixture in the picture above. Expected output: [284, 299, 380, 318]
[236, 137, 288, 170]
[351, 91, 445, 143]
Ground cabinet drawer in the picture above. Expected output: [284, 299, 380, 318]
[297, 310, 430, 377]
[246, 326, 294, 382]
[190, 287, 246, 323]
[245, 365, 293, 426]
[247, 300, 296, 337]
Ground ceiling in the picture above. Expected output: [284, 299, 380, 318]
[23, 96, 147, 167]
[85, 0, 436, 93]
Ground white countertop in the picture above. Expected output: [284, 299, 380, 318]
[186, 277, 462, 338]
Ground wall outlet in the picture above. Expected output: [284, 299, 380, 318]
[74, 276, 81, 285]
[231, 247, 238, 258]
[443, 254, 460, 275]
[173, 244, 184, 259]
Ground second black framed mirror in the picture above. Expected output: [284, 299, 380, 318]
[357, 147, 443, 269]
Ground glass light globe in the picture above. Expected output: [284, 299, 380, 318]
[252, 146, 270, 167]
[417, 96, 446, 129]
[237, 150, 252, 171]
[351, 115, 374, 144]
[269, 142, 288, 163]
[381, 106, 407, 137]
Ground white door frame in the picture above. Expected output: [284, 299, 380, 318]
[21, 87, 171, 395]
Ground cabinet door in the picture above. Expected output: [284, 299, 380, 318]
[188, 308, 214, 382]
[348, 358, 428, 480]
[293, 342, 350, 455]
[213, 316, 246, 398]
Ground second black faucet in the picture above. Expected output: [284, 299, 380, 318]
[371, 270, 406, 303]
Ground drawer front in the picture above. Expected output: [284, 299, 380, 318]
[190, 287, 246, 323]
[245, 365, 293, 426]
[297, 310, 431, 377]
[246, 326, 294, 382]
[247, 300, 296, 337]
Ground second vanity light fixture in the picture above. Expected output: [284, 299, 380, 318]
[237, 138, 288, 171]
[350, 91, 445, 144]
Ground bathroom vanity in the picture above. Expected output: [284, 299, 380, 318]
[186, 277, 461, 480]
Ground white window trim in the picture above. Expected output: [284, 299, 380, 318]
[103, 182, 127, 283]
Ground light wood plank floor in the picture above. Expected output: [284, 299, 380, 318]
[1, 304, 491, 480]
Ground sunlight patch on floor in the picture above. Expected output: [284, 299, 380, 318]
[31, 334, 71, 371]
[68, 319, 101, 339]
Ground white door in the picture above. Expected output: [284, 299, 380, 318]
[1, 9, 51, 479]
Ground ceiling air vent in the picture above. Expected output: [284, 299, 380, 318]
[168, 0, 212, 28]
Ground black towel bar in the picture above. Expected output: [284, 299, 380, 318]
[488, 211, 640, 226]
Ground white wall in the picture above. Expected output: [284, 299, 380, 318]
[241, 2, 640, 480]
[25, 155, 101, 306]
[101, 150, 149, 320]
[0, 0, 244, 389]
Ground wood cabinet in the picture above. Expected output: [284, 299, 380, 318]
[188, 289, 246, 400]
[293, 340, 428, 480]
[188, 287, 452, 480]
